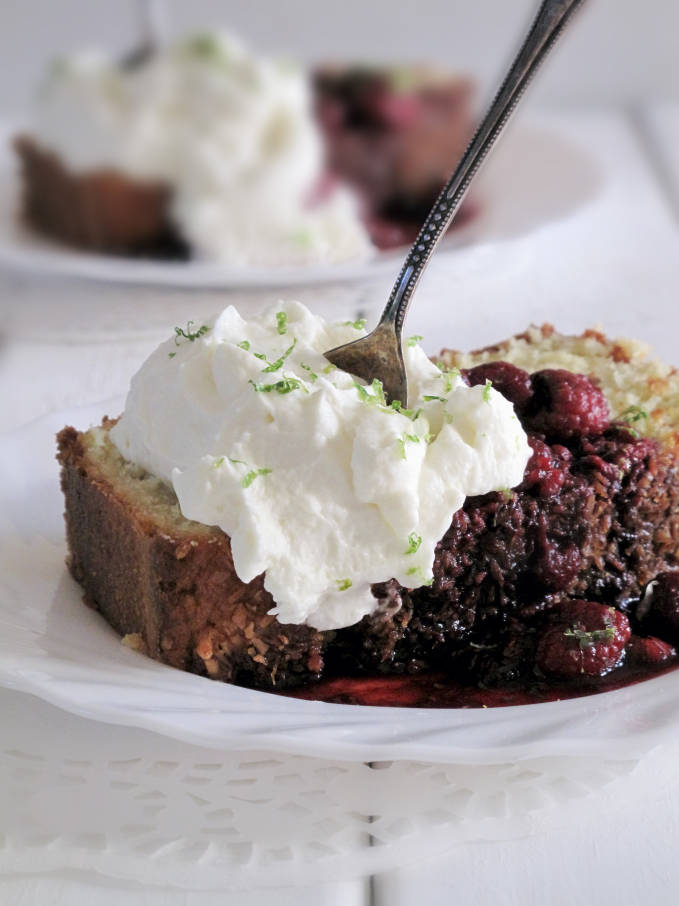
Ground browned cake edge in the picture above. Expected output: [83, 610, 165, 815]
[57, 424, 324, 689]
[14, 136, 177, 254]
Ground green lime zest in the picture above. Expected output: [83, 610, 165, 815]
[300, 363, 318, 381]
[397, 432, 421, 460]
[388, 400, 422, 421]
[174, 321, 210, 346]
[249, 378, 302, 394]
[241, 468, 272, 489]
[405, 532, 422, 555]
[618, 405, 649, 437]
[619, 405, 649, 423]
[406, 566, 434, 587]
[564, 626, 615, 650]
[435, 363, 461, 393]
[261, 338, 297, 373]
[354, 378, 386, 406]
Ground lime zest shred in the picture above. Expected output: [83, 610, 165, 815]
[564, 626, 615, 649]
[262, 338, 297, 373]
[241, 468, 272, 488]
[300, 363, 318, 381]
[354, 378, 386, 406]
[249, 377, 302, 394]
[213, 457, 270, 486]
[397, 432, 421, 460]
[405, 532, 422, 555]
[618, 405, 649, 437]
[406, 566, 434, 587]
[435, 364, 461, 393]
[174, 321, 210, 346]
[388, 400, 422, 421]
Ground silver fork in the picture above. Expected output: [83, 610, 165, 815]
[324, 0, 587, 405]
[119, 0, 166, 70]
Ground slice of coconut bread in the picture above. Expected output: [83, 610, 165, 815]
[57, 326, 679, 691]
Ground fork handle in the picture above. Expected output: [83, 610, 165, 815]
[381, 0, 586, 334]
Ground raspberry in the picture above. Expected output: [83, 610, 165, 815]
[638, 571, 679, 641]
[626, 635, 677, 667]
[533, 541, 581, 592]
[315, 97, 345, 132]
[536, 600, 630, 678]
[465, 361, 533, 410]
[521, 437, 571, 497]
[373, 92, 421, 129]
[525, 369, 610, 441]
[363, 215, 414, 250]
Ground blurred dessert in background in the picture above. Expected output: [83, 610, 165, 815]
[313, 64, 476, 249]
[14, 32, 476, 266]
[14, 33, 372, 267]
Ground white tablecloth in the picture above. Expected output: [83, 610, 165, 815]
[2, 107, 679, 905]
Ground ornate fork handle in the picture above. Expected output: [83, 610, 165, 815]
[120, 0, 166, 69]
[383, 0, 586, 334]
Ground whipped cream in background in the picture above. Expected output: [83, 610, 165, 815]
[111, 302, 531, 630]
[33, 33, 372, 266]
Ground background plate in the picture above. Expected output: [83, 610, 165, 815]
[0, 118, 599, 290]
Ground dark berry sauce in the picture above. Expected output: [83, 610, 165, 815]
[283, 660, 679, 709]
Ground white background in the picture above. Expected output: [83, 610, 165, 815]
[0, 0, 678, 116]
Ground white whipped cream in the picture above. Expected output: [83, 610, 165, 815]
[32, 33, 372, 266]
[111, 302, 531, 630]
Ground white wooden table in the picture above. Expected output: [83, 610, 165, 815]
[1, 107, 679, 905]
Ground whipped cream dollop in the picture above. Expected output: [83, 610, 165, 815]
[32, 33, 372, 266]
[111, 302, 531, 630]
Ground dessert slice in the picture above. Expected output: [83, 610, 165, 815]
[57, 323, 679, 701]
[313, 64, 476, 249]
[15, 40, 475, 262]
[14, 34, 372, 266]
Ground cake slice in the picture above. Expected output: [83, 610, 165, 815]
[14, 137, 185, 257]
[16, 49, 475, 261]
[57, 326, 679, 695]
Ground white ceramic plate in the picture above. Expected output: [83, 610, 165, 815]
[0, 118, 600, 290]
[1, 401, 678, 764]
[0, 120, 475, 289]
